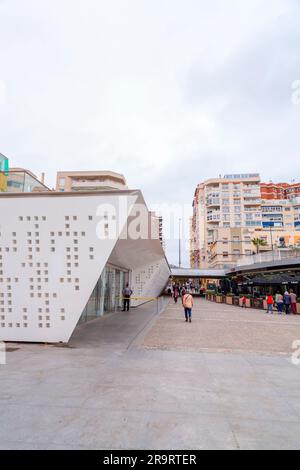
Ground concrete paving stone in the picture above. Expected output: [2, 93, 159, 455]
[44, 408, 151, 449]
[0, 404, 77, 445]
[142, 413, 238, 450]
[229, 417, 300, 450]
[220, 391, 298, 423]
[1, 298, 300, 449]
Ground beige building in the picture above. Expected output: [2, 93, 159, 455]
[208, 226, 300, 268]
[190, 173, 300, 269]
[190, 174, 261, 268]
[56, 171, 128, 192]
[149, 212, 164, 248]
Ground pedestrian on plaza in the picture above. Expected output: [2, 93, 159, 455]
[266, 294, 274, 314]
[182, 289, 193, 323]
[290, 289, 297, 315]
[122, 283, 133, 311]
[283, 290, 291, 314]
[275, 291, 284, 314]
[173, 285, 179, 303]
[241, 295, 247, 308]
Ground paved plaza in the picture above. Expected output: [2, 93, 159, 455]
[1, 298, 300, 449]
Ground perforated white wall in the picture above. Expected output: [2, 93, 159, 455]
[0, 192, 170, 342]
[0, 193, 137, 342]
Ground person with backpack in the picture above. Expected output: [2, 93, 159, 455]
[182, 289, 193, 323]
[122, 283, 133, 311]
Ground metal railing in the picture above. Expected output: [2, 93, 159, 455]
[235, 249, 300, 267]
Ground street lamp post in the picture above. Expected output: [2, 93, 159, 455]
[270, 225, 274, 260]
[179, 218, 182, 268]
[270, 225, 273, 250]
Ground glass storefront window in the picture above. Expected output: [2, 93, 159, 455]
[79, 264, 129, 323]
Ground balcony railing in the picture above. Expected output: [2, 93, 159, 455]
[235, 249, 300, 267]
[206, 198, 220, 206]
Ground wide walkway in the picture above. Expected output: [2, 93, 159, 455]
[1, 298, 300, 449]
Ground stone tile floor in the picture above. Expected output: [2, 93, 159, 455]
[1, 298, 300, 449]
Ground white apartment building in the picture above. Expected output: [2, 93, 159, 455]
[190, 174, 300, 269]
[190, 174, 261, 268]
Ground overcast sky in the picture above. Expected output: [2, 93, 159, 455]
[1, 0, 300, 266]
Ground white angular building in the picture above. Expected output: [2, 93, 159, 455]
[0, 190, 170, 343]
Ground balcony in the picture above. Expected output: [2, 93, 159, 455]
[244, 198, 261, 205]
[206, 198, 220, 207]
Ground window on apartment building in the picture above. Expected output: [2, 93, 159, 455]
[223, 223, 230, 227]
[223, 214, 230, 221]
[233, 236, 240, 242]
[222, 252, 229, 257]
[234, 206, 241, 213]
[233, 250, 240, 256]
[234, 200, 241, 205]
[59, 178, 66, 187]
[245, 250, 252, 255]
[222, 199, 230, 205]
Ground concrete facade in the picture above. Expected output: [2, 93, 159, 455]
[56, 170, 128, 192]
[0, 190, 170, 343]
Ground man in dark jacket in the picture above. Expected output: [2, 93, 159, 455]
[122, 284, 133, 311]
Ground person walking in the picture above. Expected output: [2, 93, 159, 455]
[241, 295, 247, 308]
[283, 290, 291, 314]
[266, 294, 274, 314]
[182, 290, 193, 323]
[275, 292, 284, 314]
[173, 285, 179, 303]
[290, 289, 297, 315]
[122, 283, 133, 311]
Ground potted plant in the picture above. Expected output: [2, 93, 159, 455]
[263, 297, 267, 310]
[226, 293, 234, 305]
[205, 290, 215, 301]
[251, 297, 264, 309]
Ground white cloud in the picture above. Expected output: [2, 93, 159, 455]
[0, 0, 300, 265]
